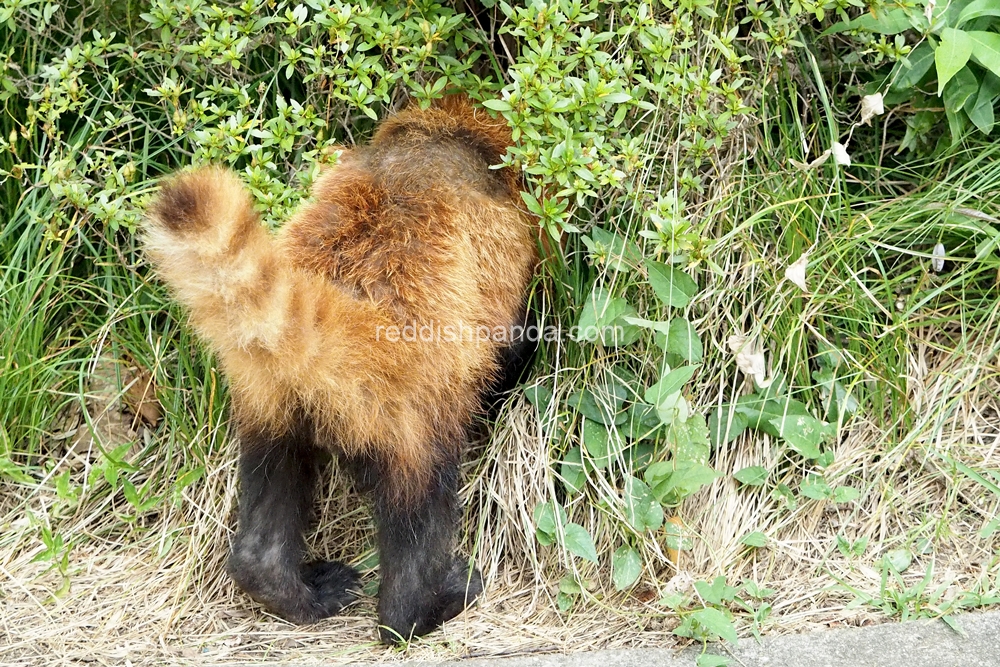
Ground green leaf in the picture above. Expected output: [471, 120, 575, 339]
[695, 654, 730, 667]
[586, 227, 643, 272]
[646, 260, 699, 308]
[575, 286, 642, 346]
[769, 414, 827, 459]
[892, 42, 935, 91]
[560, 447, 586, 495]
[662, 317, 704, 362]
[695, 576, 739, 605]
[623, 476, 663, 531]
[481, 98, 512, 112]
[884, 547, 913, 573]
[612, 546, 643, 590]
[823, 8, 912, 35]
[942, 65, 979, 113]
[741, 531, 768, 548]
[936, 28, 974, 96]
[622, 402, 663, 441]
[733, 466, 768, 486]
[708, 406, 749, 446]
[670, 414, 712, 465]
[645, 365, 699, 405]
[563, 523, 599, 563]
[970, 72, 1000, 134]
[0, 456, 33, 485]
[800, 473, 833, 500]
[833, 486, 861, 503]
[566, 389, 626, 426]
[690, 607, 738, 644]
[534, 501, 567, 546]
[967, 31, 1000, 80]
[646, 461, 720, 504]
[523, 383, 553, 412]
[582, 419, 625, 469]
[957, 0, 1000, 27]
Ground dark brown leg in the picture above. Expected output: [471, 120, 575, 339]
[227, 426, 360, 623]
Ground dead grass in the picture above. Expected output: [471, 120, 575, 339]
[1, 320, 998, 666]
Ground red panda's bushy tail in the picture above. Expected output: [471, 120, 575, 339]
[143, 167, 296, 354]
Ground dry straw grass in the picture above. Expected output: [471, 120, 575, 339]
[3, 294, 998, 666]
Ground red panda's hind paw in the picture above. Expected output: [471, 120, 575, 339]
[377, 557, 483, 644]
[301, 560, 362, 617]
[435, 556, 484, 624]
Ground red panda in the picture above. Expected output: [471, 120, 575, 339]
[142, 96, 538, 642]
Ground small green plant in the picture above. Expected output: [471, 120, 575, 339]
[823, 0, 1000, 148]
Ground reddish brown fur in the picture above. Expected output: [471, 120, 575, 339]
[143, 97, 538, 500]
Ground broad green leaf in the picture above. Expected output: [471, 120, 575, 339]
[563, 523, 599, 563]
[663, 516, 695, 552]
[645, 461, 720, 503]
[663, 317, 704, 362]
[670, 414, 711, 465]
[560, 447, 586, 495]
[612, 546, 643, 590]
[967, 31, 1000, 80]
[575, 286, 642, 346]
[942, 65, 978, 112]
[695, 576, 739, 605]
[800, 473, 833, 500]
[696, 654, 730, 667]
[708, 406, 749, 445]
[769, 414, 826, 459]
[523, 383, 553, 412]
[559, 575, 581, 595]
[957, 0, 1000, 26]
[833, 486, 861, 503]
[566, 389, 626, 425]
[741, 531, 768, 547]
[823, 8, 912, 35]
[646, 260, 699, 308]
[884, 547, 913, 573]
[970, 72, 1000, 134]
[936, 28, 974, 95]
[622, 402, 663, 441]
[654, 391, 690, 425]
[623, 477, 663, 531]
[892, 42, 935, 91]
[582, 419, 609, 463]
[582, 419, 624, 469]
[691, 607, 739, 644]
[534, 501, 567, 546]
[0, 457, 33, 485]
[735, 394, 811, 438]
[645, 365, 699, 405]
[733, 465, 768, 486]
[585, 227, 643, 272]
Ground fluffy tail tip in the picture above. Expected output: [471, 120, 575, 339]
[146, 165, 252, 238]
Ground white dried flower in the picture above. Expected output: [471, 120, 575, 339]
[932, 243, 946, 272]
[727, 334, 771, 387]
[785, 252, 809, 292]
[831, 142, 852, 166]
[860, 93, 885, 125]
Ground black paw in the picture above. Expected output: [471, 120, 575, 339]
[377, 557, 484, 644]
[435, 556, 484, 625]
[302, 560, 362, 617]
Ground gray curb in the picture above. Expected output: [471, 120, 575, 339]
[403, 610, 1000, 667]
